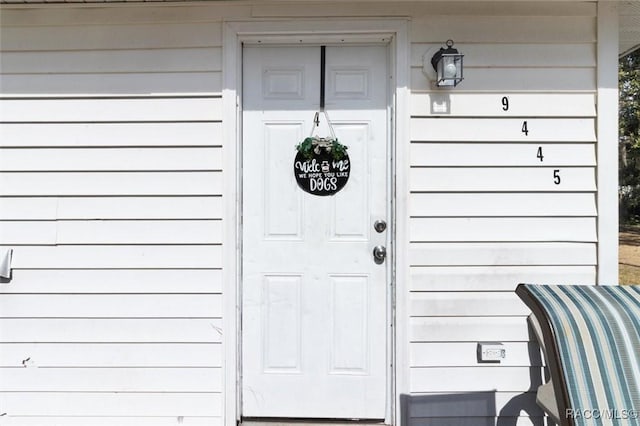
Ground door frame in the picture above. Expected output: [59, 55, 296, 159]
[222, 19, 410, 426]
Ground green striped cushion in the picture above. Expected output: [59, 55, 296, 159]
[522, 284, 640, 426]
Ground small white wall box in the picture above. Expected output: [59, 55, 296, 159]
[0, 249, 13, 279]
[0, 249, 13, 280]
[477, 342, 506, 363]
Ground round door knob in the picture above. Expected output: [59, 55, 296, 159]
[373, 245, 387, 264]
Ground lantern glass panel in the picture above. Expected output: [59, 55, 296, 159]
[436, 53, 464, 87]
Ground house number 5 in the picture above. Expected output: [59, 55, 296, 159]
[553, 169, 561, 185]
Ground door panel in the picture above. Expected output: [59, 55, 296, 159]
[329, 275, 370, 374]
[263, 123, 305, 239]
[242, 45, 389, 419]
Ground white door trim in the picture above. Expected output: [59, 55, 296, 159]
[222, 18, 410, 426]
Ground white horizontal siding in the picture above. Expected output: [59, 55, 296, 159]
[0, 319, 223, 342]
[410, 143, 596, 166]
[412, 15, 595, 44]
[411, 342, 542, 367]
[410, 118, 596, 142]
[1, 47, 222, 73]
[0, 269, 222, 293]
[0, 8, 226, 423]
[0, 147, 222, 171]
[0, 197, 223, 220]
[0, 417, 221, 426]
[411, 292, 539, 317]
[410, 168, 596, 192]
[411, 43, 596, 68]
[0, 368, 222, 391]
[411, 317, 530, 342]
[1, 220, 223, 244]
[410, 266, 596, 291]
[411, 67, 595, 91]
[0, 72, 222, 95]
[411, 93, 596, 117]
[0, 343, 222, 367]
[0, 4, 251, 25]
[409, 218, 597, 242]
[0, 393, 222, 416]
[407, 5, 597, 424]
[410, 193, 597, 217]
[0, 97, 222, 121]
[410, 242, 597, 266]
[0, 172, 223, 195]
[0, 23, 222, 51]
[2, 245, 222, 268]
[0, 294, 222, 318]
[0, 21, 223, 93]
[0, 122, 222, 147]
[411, 367, 542, 392]
[252, 2, 596, 18]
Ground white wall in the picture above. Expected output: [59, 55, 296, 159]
[0, 2, 600, 425]
[406, 3, 597, 426]
[0, 5, 241, 425]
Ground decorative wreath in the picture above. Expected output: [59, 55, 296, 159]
[295, 136, 349, 161]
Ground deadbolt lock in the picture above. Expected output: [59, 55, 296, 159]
[374, 220, 387, 233]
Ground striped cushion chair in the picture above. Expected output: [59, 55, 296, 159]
[516, 284, 640, 426]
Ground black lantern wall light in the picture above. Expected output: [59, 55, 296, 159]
[424, 39, 464, 88]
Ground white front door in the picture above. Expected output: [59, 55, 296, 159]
[242, 44, 389, 419]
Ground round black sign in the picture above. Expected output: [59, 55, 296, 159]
[294, 150, 350, 196]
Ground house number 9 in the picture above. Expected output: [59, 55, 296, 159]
[501, 96, 509, 111]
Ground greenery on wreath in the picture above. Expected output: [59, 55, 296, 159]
[296, 137, 348, 161]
